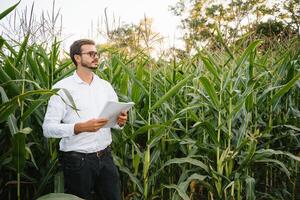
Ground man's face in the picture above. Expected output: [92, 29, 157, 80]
[77, 44, 99, 70]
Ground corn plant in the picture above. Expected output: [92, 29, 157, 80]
[97, 35, 300, 200]
[0, 5, 73, 199]
[1, 1, 299, 199]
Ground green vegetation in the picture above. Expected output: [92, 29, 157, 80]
[0, 1, 299, 200]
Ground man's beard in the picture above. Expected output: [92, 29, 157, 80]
[81, 61, 98, 71]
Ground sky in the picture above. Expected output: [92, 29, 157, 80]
[1, 0, 184, 51]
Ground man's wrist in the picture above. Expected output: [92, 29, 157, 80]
[74, 122, 83, 135]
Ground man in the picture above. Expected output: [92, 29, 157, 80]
[43, 39, 127, 200]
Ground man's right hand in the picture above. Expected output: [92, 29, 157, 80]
[74, 118, 108, 135]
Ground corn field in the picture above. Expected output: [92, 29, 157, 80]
[0, 2, 300, 200]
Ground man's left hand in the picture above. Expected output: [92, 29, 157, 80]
[117, 111, 128, 127]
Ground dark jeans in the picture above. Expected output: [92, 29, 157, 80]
[59, 148, 121, 200]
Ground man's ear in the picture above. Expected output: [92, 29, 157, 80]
[74, 54, 81, 65]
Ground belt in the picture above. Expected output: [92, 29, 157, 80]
[62, 146, 111, 158]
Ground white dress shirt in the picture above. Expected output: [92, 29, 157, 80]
[43, 72, 119, 153]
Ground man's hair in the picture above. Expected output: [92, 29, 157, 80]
[70, 39, 95, 66]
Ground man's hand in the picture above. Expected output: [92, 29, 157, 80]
[74, 118, 108, 135]
[117, 111, 128, 127]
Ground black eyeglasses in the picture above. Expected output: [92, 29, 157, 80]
[80, 51, 99, 58]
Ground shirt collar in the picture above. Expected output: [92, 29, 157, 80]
[73, 71, 96, 85]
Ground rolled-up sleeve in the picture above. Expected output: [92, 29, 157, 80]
[42, 91, 75, 138]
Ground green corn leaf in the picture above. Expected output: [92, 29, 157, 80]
[54, 171, 64, 193]
[199, 76, 220, 109]
[14, 34, 29, 67]
[245, 177, 256, 200]
[0, 89, 57, 122]
[150, 149, 160, 168]
[247, 48, 255, 80]
[49, 40, 60, 82]
[117, 57, 149, 96]
[59, 88, 78, 112]
[21, 97, 49, 122]
[120, 73, 129, 95]
[2, 38, 18, 57]
[27, 49, 44, 85]
[0, 102, 16, 123]
[0, 89, 56, 109]
[194, 122, 218, 145]
[271, 73, 300, 106]
[132, 152, 141, 176]
[162, 157, 209, 173]
[0, 1, 20, 20]
[245, 92, 254, 112]
[112, 63, 122, 84]
[36, 47, 51, 86]
[131, 139, 143, 158]
[36, 193, 83, 200]
[34, 159, 58, 198]
[149, 126, 170, 148]
[200, 55, 220, 81]
[25, 144, 38, 169]
[143, 147, 151, 179]
[215, 26, 234, 59]
[255, 159, 290, 177]
[53, 60, 73, 76]
[118, 165, 143, 193]
[0, 36, 4, 49]
[283, 125, 300, 132]
[54, 67, 75, 84]
[255, 149, 300, 162]
[236, 140, 257, 171]
[234, 40, 262, 75]
[12, 132, 26, 173]
[150, 74, 192, 112]
[0, 86, 18, 134]
[163, 184, 190, 200]
[132, 63, 146, 103]
[0, 67, 20, 95]
[7, 115, 19, 135]
[174, 173, 212, 199]
[134, 124, 168, 136]
[1, 79, 41, 89]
